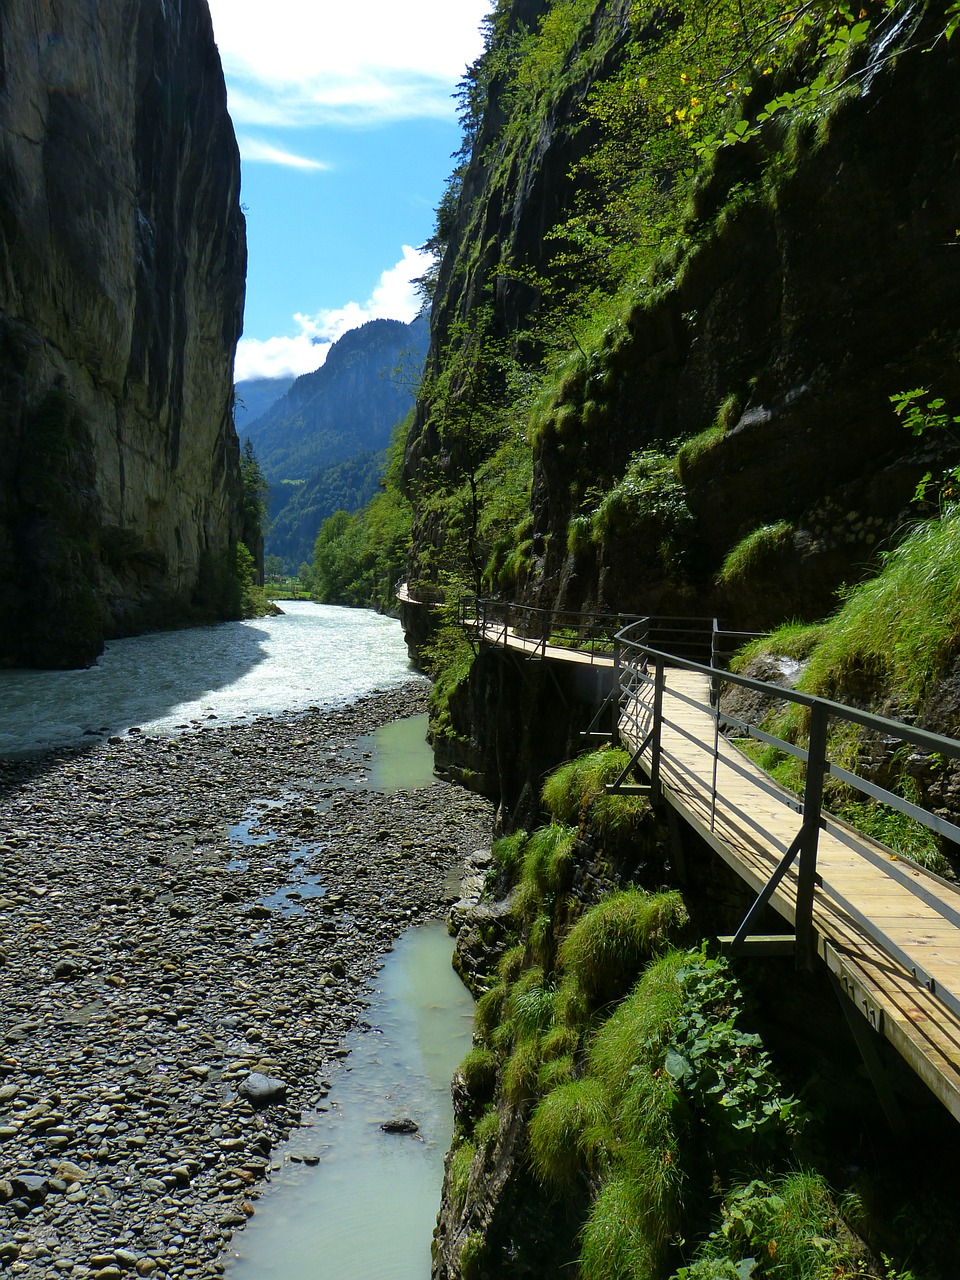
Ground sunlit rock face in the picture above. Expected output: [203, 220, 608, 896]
[0, 0, 246, 668]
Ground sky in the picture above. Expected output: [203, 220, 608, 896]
[205, 0, 491, 382]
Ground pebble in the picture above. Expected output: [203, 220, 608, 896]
[0, 684, 492, 1279]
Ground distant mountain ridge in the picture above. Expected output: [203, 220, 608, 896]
[240, 315, 429, 568]
[234, 377, 294, 428]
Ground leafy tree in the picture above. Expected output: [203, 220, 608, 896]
[239, 438, 269, 583]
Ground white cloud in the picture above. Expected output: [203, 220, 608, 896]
[208, 0, 490, 126]
[234, 246, 432, 382]
[237, 137, 329, 170]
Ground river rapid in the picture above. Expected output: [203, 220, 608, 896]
[0, 601, 414, 755]
[0, 606, 492, 1278]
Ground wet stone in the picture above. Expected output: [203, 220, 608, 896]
[0, 682, 493, 1279]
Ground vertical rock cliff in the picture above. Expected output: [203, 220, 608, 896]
[402, 0, 960, 636]
[0, 0, 246, 667]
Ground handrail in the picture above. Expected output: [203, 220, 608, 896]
[614, 618, 960, 987]
[461, 596, 649, 665]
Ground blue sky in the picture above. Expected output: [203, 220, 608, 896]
[205, 0, 490, 381]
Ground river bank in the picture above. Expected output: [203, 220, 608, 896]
[0, 682, 492, 1279]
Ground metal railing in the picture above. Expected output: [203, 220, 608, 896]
[460, 596, 647, 666]
[614, 618, 960, 1004]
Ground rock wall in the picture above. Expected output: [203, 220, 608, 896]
[403, 1, 960, 634]
[0, 0, 246, 667]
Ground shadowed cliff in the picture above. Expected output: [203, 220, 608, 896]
[0, 0, 246, 668]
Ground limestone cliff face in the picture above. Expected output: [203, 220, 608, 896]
[0, 0, 246, 667]
[404, 1, 960, 634]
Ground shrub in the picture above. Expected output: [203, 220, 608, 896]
[529, 1078, 610, 1190]
[459, 1047, 498, 1101]
[675, 1173, 859, 1279]
[717, 520, 795, 587]
[559, 890, 689, 1009]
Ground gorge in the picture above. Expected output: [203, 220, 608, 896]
[6, 0, 960, 1277]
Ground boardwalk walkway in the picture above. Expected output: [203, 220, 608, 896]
[464, 606, 960, 1124]
[623, 667, 960, 1124]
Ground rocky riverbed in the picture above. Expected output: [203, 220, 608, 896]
[0, 682, 493, 1279]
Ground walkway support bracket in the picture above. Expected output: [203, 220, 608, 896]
[719, 934, 796, 957]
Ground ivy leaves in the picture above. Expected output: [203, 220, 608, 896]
[663, 952, 802, 1151]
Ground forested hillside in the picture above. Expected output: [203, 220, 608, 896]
[234, 376, 294, 428]
[312, 0, 960, 1276]
[243, 316, 429, 568]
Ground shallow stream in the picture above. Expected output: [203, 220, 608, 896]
[224, 922, 474, 1279]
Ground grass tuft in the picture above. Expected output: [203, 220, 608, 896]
[559, 890, 689, 1009]
[718, 520, 795, 586]
[529, 1078, 610, 1190]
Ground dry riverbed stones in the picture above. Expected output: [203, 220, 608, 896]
[0, 683, 492, 1278]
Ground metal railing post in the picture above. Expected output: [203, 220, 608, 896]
[612, 637, 622, 746]
[650, 656, 665, 802]
[710, 688, 721, 833]
[796, 701, 829, 970]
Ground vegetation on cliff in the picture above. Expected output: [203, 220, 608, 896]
[441, 748, 954, 1279]
[309, 0, 959, 718]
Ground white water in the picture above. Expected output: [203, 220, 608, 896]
[0, 602, 415, 755]
[225, 922, 474, 1279]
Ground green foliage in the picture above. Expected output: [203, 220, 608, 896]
[529, 1078, 609, 1190]
[503, 1036, 544, 1106]
[477, 437, 534, 592]
[268, 449, 388, 571]
[527, 949, 801, 1280]
[498, 942, 527, 985]
[449, 1139, 477, 1211]
[837, 799, 947, 876]
[664, 952, 802, 1150]
[492, 831, 528, 880]
[459, 1047, 499, 1103]
[235, 542, 273, 619]
[718, 521, 795, 587]
[730, 622, 824, 671]
[580, 1173, 667, 1280]
[513, 823, 577, 926]
[589, 451, 696, 571]
[460, 1231, 486, 1280]
[423, 621, 476, 740]
[726, 510, 960, 873]
[474, 983, 506, 1044]
[674, 1173, 858, 1280]
[789, 508, 960, 710]
[307, 420, 413, 611]
[239, 438, 269, 560]
[587, 954, 685, 1092]
[411, 308, 536, 598]
[891, 386, 960, 504]
[542, 746, 652, 848]
[559, 889, 689, 1009]
[474, 1107, 501, 1149]
[676, 426, 725, 476]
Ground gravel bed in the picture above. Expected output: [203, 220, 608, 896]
[0, 682, 493, 1279]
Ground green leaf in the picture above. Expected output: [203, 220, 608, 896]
[664, 1049, 693, 1081]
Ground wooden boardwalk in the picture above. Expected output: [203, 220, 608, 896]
[473, 619, 960, 1122]
[623, 669, 960, 1123]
